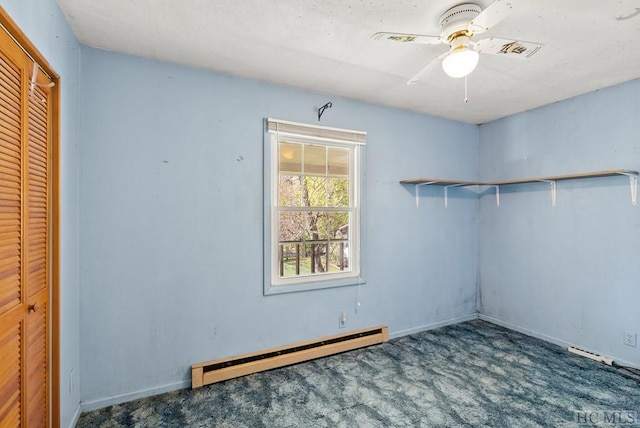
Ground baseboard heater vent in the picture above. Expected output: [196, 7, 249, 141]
[567, 346, 614, 366]
[192, 325, 388, 389]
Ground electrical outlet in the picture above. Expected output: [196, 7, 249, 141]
[339, 311, 347, 328]
[624, 331, 637, 347]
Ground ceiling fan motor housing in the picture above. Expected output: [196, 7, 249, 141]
[439, 3, 482, 39]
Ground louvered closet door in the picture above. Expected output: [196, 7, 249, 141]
[0, 26, 51, 428]
[25, 62, 51, 428]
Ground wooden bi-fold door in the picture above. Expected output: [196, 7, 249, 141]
[0, 17, 54, 428]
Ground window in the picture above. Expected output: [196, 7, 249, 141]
[264, 119, 365, 294]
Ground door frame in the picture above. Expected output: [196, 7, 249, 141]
[0, 7, 61, 427]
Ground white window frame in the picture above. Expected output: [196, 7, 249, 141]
[264, 118, 366, 295]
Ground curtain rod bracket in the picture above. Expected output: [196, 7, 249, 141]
[318, 102, 332, 121]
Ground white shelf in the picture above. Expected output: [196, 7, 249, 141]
[400, 169, 639, 207]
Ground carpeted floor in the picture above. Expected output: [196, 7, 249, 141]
[77, 320, 640, 427]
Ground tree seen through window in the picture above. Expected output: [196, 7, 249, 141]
[278, 142, 351, 277]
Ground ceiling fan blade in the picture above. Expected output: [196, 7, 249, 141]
[474, 37, 543, 59]
[371, 32, 444, 45]
[407, 51, 450, 85]
[468, 0, 512, 34]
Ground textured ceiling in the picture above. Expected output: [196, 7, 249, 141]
[56, 0, 640, 124]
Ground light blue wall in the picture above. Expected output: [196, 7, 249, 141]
[5, 0, 639, 420]
[78, 47, 479, 407]
[479, 80, 640, 367]
[2, 1, 81, 427]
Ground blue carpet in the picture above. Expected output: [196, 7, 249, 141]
[77, 320, 640, 427]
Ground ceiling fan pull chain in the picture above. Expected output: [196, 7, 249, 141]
[464, 76, 469, 104]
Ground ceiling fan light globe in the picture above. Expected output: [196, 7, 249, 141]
[442, 48, 479, 78]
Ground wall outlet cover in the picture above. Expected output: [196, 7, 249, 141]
[623, 331, 637, 347]
[339, 311, 347, 328]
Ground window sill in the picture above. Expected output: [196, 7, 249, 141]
[264, 275, 365, 295]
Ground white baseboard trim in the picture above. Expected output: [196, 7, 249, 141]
[389, 313, 479, 340]
[66, 403, 81, 428]
[478, 314, 640, 370]
[612, 357, 640, 370]
[478, 314, 574, 347]
[80, 379, 190, 413]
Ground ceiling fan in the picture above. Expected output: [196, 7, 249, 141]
[371, 1, 543, 83]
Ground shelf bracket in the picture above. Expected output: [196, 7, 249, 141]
[444, 184, 464, 208]
[414, 182, 435, 207]
[540, 180, 557, 207]
[491, 185, 500, 207]
[620, 172, 638, 205]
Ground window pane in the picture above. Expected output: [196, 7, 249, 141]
[328, 147, 349, 177]
[279, 142, 301, 174]
[303, 176, 328, 207]
[304, 211, 329, 241]
[300, 254, 312, 275]
[329, 242, 349, 271]
[279, 212, 303, 242]
[304, 243, 329, 274]
[329, 212, 349, 239]
[304, 145, 326, 176]
[280, 243, 301, 278]
[328, 177, 349, 207]
[279, 175, 302, 207]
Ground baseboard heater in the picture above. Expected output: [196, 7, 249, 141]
[191, 325, 388, 389]
[567, 346, 614, 365]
